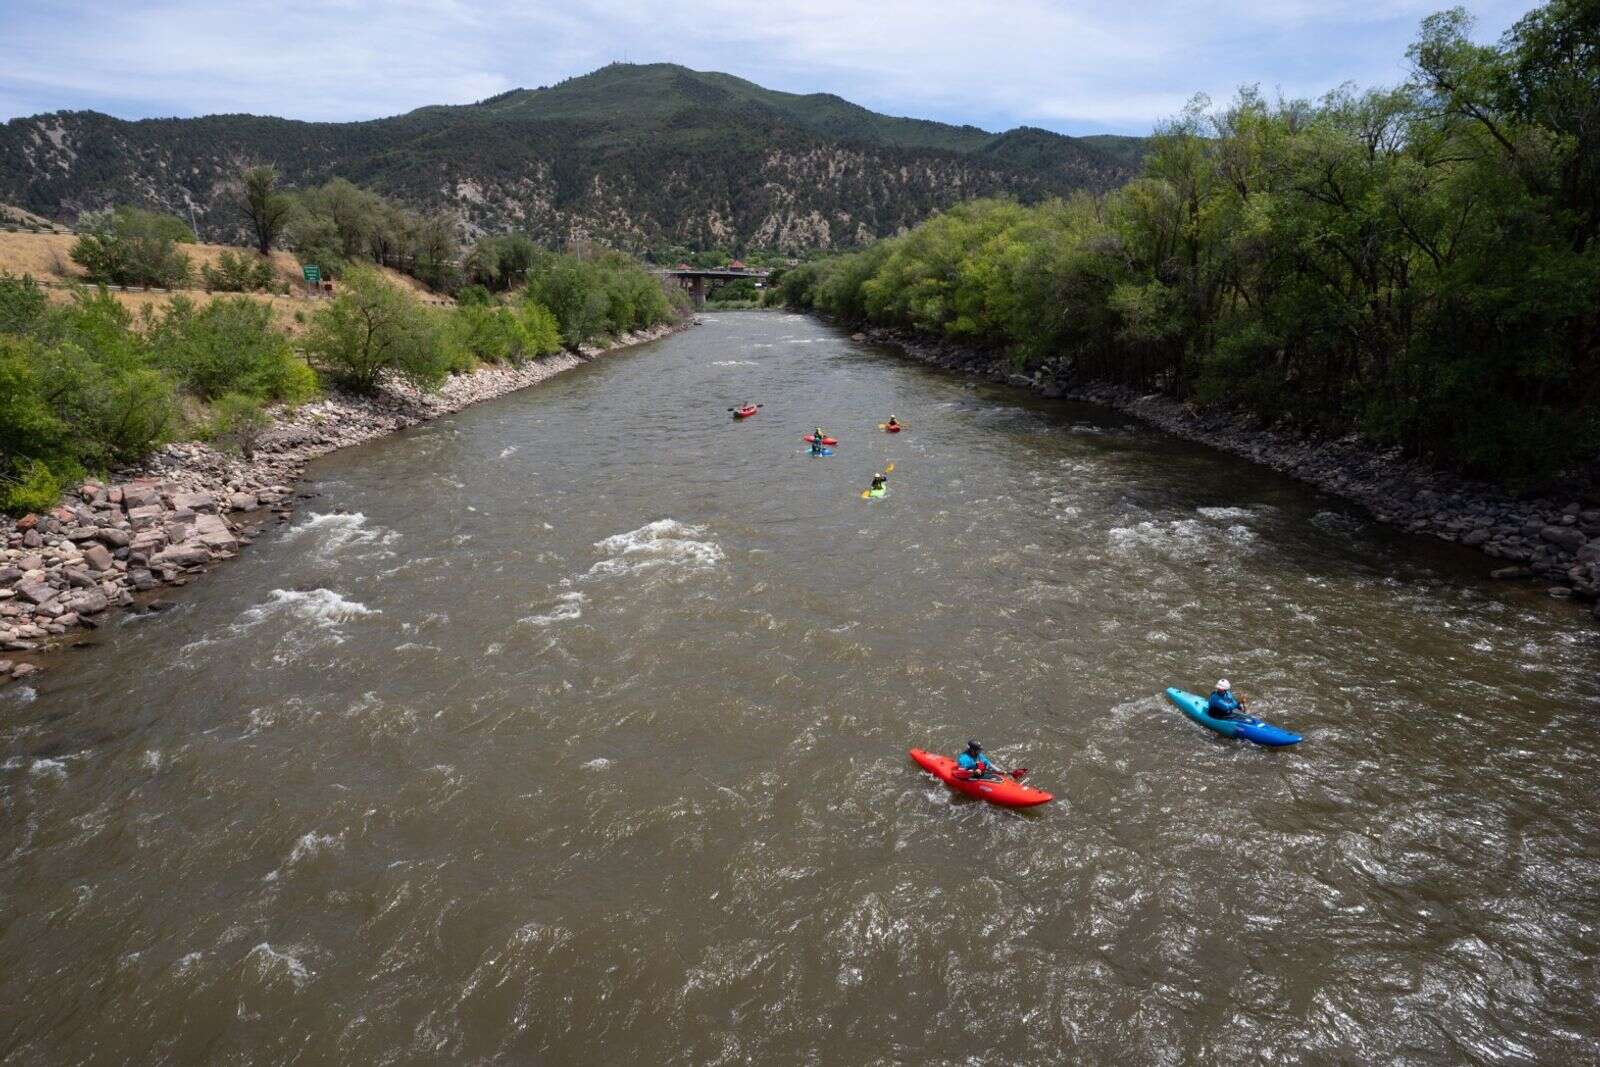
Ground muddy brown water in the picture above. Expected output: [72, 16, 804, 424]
[4, 312, 1600, 1065]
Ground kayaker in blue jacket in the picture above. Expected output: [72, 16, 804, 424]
[956, 740, 995, 779]
[1207, 679, 1242, 719]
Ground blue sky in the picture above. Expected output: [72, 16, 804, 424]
[0, 0, 1541, 134]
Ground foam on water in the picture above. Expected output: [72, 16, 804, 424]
[245, 943, 313, 987]
[711, 360, 757, 366]
[584, 519, 724, 580]
[499, 446, 518, 458]
[242, 589, 379, 632]
[283, 511, 398, 562]
[522, 591, 587, 626]
[1197, 506, 1255, 520]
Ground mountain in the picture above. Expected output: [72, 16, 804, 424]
[0, 63, 1145, 253]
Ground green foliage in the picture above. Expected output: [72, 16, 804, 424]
[0, 272, 48, 335]
[236, 164, 294, 255]
[201, 249, 279, 292]
[148, 296, 316, 402]
[3, 460, 77, 515]
[205, 392, 272, 459]
[302, 266, 450, 393]
[522, 250, 679, 348]
[465, 234, 540, 291]
[779, 1, 1600, 485]
[286, 178, 459, 290]
[70, 207, 194, 287]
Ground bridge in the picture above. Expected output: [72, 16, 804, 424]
[655, 266, 771, 308]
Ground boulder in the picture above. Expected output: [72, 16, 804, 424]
[127, 505, 166, 529]
[94, 527, 132, 548]
[121, 484, 161, 509]
[15, 514, 39, 531]
[151, 543, 210, 569]
[170, 491, 216, 513]
[1461, 529, 1491, 546]
[64, 567, 97, 589]
[16, 581, 53, 606]
[192, 514, 237, 551]
[227, 492, 258, 512]
[82, 544, 115, 572]
[65, 526, 99, 542]
[21, 529, 42, 548]
[1540, 526, 1587, 552]
[66, 590, 109, 615]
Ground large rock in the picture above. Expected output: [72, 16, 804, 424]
[1541, 526, 1588, 551]
[121, 484, 162, 509]
[66, 590, 109, 615]
[82, 543, 115, 572]
[227, 492, 258, 512]
[152, 543, 211, 569]
[191, 513, 238, 551]
[170, 491, 216, 513]
[127, 505, 165, 529]
[94, 527, 132, 548]
[16, 581, 53, 606]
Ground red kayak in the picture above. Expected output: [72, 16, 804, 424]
[909, 748, 1052, 808]
[802, 434, 839, 446]
[885, 424, 902, 433]
[733, 405, 759, 419]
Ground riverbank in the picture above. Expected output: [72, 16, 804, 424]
[0, 321, 689, 680]
[851, 324, 1600, 622]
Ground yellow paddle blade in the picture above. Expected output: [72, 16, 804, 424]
[860, 490, 871, 499]
[877, 423, 887, 429]
[885, 462, 895, 473]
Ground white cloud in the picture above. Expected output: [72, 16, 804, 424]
[0, 0, 1544, 131]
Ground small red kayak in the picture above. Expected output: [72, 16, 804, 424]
[733, 405, 759, 419]
[909, 748, 1052, 808]
[802, 434, 839, 446]
[884, 424, 902, 433]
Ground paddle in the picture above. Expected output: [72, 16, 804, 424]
[860, 461, 896, 498]
[726, 403, 763, 412]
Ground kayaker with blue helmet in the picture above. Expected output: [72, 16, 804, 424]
[1207, 679, 1243, 719]
[955, 740, 995, 780]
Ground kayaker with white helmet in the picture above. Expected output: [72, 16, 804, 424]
[1207, 679, 1243, 720]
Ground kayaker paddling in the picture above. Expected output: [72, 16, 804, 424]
[1207, 679, 1243, 720]
[869, 472, 888, 494]
[955, 739, 996, 780]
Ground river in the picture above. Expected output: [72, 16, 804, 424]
[4, 312, 1599, 1065]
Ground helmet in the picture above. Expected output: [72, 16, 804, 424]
[1216, 679, 1231, 691]
[966, 739, 982, 752]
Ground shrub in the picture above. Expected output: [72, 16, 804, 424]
[302, 267, 450, 393]
[201, 250, 278, 293]
[149, 296, 316, 402]
[206, 392, 272, 459]
[3, 459, 76, 515]
[0, 272, 48, 336]
[70, 208, 194, 288]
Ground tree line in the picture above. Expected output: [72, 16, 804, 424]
[776, 0, 1600, 487]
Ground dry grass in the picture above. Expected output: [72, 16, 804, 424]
[0, 229, 452, 329]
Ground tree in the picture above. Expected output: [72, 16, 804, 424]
[237, 165, 295, 256]
[70, 208, 194, 287]
[302, 267, 449, 394]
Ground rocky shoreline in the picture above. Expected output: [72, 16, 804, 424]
[0, 321, 688, 682]
[852, 325, 1600, 623]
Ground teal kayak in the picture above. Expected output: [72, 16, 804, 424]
[1164, 687, 1302, 747]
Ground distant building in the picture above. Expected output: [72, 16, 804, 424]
[729, 260, 746, 270]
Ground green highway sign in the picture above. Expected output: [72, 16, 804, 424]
[302, 264, 321, 283]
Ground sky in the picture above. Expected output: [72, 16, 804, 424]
[0, 0, 1543, 135]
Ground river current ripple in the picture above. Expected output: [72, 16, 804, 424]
[3, 312, 1599, 1064]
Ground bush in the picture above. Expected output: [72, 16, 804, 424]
[206, 392, 272, 459]
[3, 460, 76, 515]
[201, 250, 278, 293]
[303, 267, 450, 394]
[70, 208, 194, 288]
[0, 272, 48, 335]
[148, 296, 316, 402]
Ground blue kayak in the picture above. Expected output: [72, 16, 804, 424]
[809, 447, 834, 457]
[1164, 687, 1302, 747]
